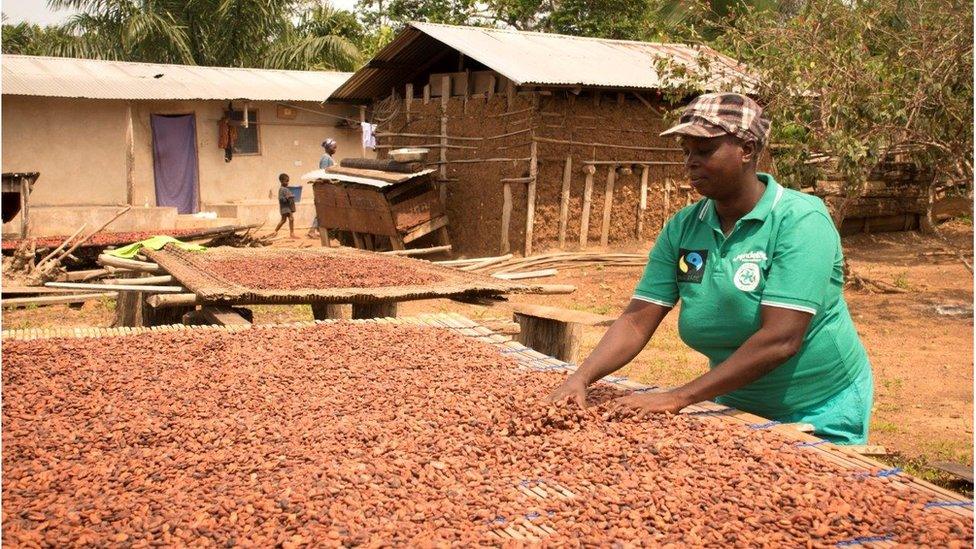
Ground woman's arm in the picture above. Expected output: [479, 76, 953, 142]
[614, 305, 813, 415]
[545, 299, 671, 407]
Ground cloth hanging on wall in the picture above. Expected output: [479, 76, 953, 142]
[218, 116, 238, 162]
[361, 122, 377, 150]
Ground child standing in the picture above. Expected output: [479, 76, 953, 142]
[273, 173, 296, 238]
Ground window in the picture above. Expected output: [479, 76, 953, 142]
[226, 109, 260, 154]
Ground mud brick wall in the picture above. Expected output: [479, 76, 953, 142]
[375, 90, 695, 257]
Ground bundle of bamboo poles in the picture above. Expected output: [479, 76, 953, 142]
[434, 251, 648, 279]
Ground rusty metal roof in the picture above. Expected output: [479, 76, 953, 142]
[330, 22, 756, 101]
[1, 54, 352, 102]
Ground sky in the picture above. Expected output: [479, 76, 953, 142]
[1, 0, 359, 25]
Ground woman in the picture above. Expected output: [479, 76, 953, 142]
[546, 93, 873, 444]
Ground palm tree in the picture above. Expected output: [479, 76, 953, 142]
[21, 0, 362, 70]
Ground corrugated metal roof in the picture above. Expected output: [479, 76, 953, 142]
[2, 55, 352, 102]
[330, 22, 756, 101]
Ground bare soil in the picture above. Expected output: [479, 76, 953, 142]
[4, 323, 970, 545]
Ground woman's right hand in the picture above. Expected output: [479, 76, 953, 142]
[544, 375, 589, 409]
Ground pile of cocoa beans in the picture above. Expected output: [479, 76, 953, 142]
[3, 324, 971, 546]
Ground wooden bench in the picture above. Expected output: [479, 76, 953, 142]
[512, 304, 614, 364]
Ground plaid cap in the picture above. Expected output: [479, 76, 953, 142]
[660, 92, 770, 147]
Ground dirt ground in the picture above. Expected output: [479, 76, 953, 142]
[3, 222, 973, 473]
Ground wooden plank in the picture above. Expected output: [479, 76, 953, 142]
[524, 138, 538, 256]
[637, 165, 648, 239]
[423, 84, 430, 104]
[382, 245, 451, 256]
[198, 306, 251, 326]
[2, 292, 116, 308]
[500, 182, 512, 253]
[506, 80, 515, 110]
[600, 166, 616, 247]
[511, 303, 614, 326]
[931, 461, 975, 483]
[402, 215, 449, 244]
[580, 169, 594, 248]
[323, 165, 419, 183]
[558, 155, 572, 248]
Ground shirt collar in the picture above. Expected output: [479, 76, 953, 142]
[741, 173, 783, 222]
[697, 173, 782, 231]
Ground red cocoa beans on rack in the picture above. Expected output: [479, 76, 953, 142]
[2, 324, 971, 546]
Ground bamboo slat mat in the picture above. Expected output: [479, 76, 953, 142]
[3, 313, 971, 545]
[143, 245, 541, 305]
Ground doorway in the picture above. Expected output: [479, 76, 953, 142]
[150, 114, 200, 214]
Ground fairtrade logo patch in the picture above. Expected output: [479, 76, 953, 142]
[677, 249, 708, 283]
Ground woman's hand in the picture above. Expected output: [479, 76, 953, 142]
[544, 376, 588, 409]
[612, 391, 689, 417]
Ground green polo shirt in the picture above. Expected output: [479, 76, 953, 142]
[634, 173, 871, 426]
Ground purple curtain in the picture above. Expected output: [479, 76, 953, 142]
[151, 114, 199, 214]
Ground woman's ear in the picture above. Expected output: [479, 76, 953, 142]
[740, 139, 757, 165]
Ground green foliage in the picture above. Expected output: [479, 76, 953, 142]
[2, 0, 364, 71]
[653, 0, 973, 226]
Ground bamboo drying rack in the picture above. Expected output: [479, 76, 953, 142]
[2, 313, 971, 544]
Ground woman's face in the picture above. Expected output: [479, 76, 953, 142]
[679, 135, 754, 200]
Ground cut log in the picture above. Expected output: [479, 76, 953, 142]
[46, 282, 185, 293]
[513, 304, 614, 363]
[311, 303, 348, 320]
[492, 269, 557, 280]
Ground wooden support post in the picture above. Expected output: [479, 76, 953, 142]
[524, 137, 538, 256]
[513, 304, 613, 364]
[593, 90, 601, 107]
[517, 314, 582, 364]
[311, 303, 348, 320]
[617, 92, 625, 105]
[637, 165, 649, 239]
[389, 235, 405, 250]
[487, 74, 496, 100]
[352, 302, 398, 319]
[319, 226, 332, 247]
[600, 167, 616, 247]
[558, 155, 572, 248]
[359, 106, 367, 157]
[19, 176, 29, 238]
[405, 83, 413, 123]
[506, 80, 516, 110]
[440, 75, 450, 205]
[423, 84, 431, 104]
[500, 182, 512, 253]
[351, 232, 365, 249]
[580, 166, 595, 248]
[124, 102, 135, 206]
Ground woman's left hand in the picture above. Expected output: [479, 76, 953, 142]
[612, 391, 690, 417]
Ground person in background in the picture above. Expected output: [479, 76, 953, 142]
[308, 138, 338, 238]
[274, 173, 296, 238]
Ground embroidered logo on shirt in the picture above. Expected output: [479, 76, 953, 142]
[677, 249, 708, 283]
[733, 250, 768, 263]
[733, 262, 761, 291]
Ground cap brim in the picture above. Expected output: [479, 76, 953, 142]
[659, 121, 727, 139]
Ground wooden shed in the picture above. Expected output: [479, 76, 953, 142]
[328, 23, 757, 256]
